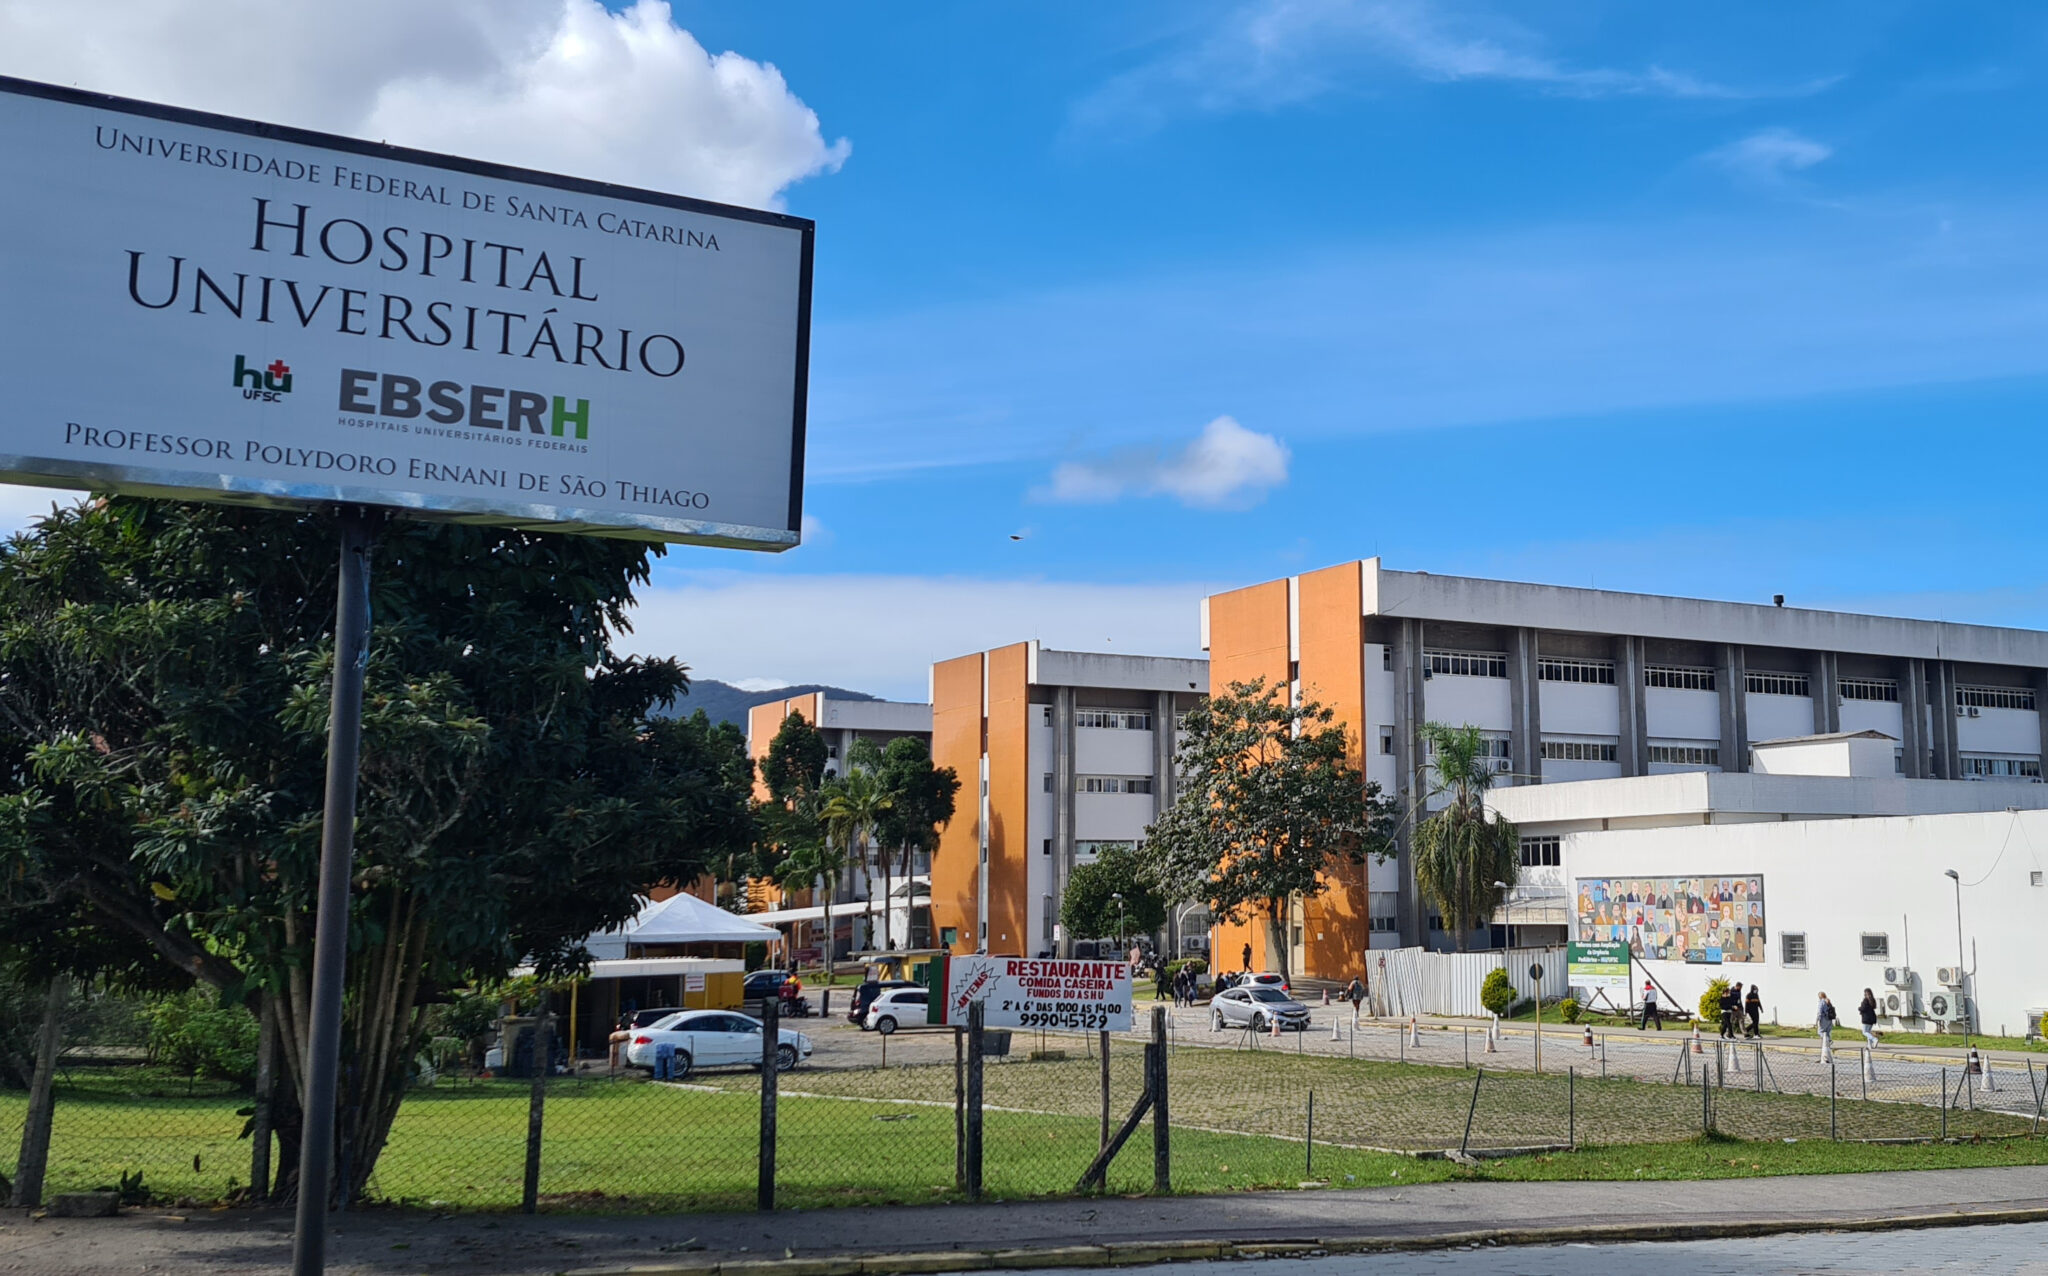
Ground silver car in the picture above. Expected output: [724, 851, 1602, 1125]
[1209, 985, 1311, 1033]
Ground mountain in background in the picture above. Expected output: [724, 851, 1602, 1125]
[657, 679, 879, 733]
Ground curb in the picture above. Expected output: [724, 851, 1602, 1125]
[563, 1204, 2048, 1276]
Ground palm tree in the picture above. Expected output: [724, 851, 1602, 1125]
[819, 767, 892, 975]
[1412, 722, 1519, 952]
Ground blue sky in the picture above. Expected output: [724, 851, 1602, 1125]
[8, 2, 2048, 699]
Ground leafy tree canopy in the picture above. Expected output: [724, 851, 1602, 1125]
[1058, 843, 1165, 945]
[1138, 678, 1396, 981]
[0, 499, 754, 1197]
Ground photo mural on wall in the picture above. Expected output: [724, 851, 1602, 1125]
[1575, 875, 1765, 964]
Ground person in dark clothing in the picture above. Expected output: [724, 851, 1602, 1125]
[1346, 976, 1366, 1021]
[1717, 982, 1739, 1039]
[1743, 984, 1763, 1039]
[1858, 988, 1881, 1047]
[1242, 942, 1253, 971]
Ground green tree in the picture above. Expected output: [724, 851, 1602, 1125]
[818, 758, 892, 972]
[870, 737, 959, 950]
[748, 714, 830, 963]
[1138, 678, 1397, 985]
[1058, 843, 1165, 949]
[0, 499, 755, 1200]
[760, 713, 827, 805]
[1412, 722, 1520, 952]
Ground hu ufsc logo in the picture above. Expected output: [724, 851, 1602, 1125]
[232, 355, 293, 402]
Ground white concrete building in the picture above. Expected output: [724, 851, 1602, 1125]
[1203, 560, 2048, 956]
[1490, 735, 2048, 1035]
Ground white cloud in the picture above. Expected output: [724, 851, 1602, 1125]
[1034, 416, 1290, 509]
[1075, 0, 1825, 135]
[0, 0, 847, 209]
[621, 571, 1216, 702]
[1707, 127, 1833, 185]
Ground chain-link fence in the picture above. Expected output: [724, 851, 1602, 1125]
[9, 1006, 2046, 1213]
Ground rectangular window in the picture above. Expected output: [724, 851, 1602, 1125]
[1426, 733, 1512, 772]
[1781, 933, 1807, 967]
[1645, 665, 1715, 691]
[1648, 743, 1720, 766]
[1860, 933, 1889, 960]
[1382, 647, 1393, 672]
[1425, 649, 1508, 679]
[1043, 773, 1053, 793]
[1427, 914, 1444, 932]
[1839, 677, 1898, 702]
[1958, 685, 2037, 711]
[1538, 656, 1615, 685]
[1370, 915, 1400, 933]
[940, 926, 958, 947]
[1747, 671, 1810, 697]
[1960, 754, 2043, 779]
[1042, 839, 1052, 856]
[1077, 708, 1152, 730]
[1379, 726, 1395, 756]
[1078, 775, 1153, 794]
[1518, 835, 1561, 867]
[1541, 738, 1618, 762]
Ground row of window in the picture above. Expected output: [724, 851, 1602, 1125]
[1426, 649, 1508, 678]
[1648, 743, 1720, 766]
[1645, 665, 1715, 691]
[1080, 775, 1152, 794]
[1076, 708, 1152, 730]
[1961, 755, 2043, 779]
[1746, 671, 1809, 697]
[1519, 835, 1561, 867]
[1959, 685, 2037, 711]
[1840, 677, 1898, 702]
[1538, 657, 1615, 684]
[1541, 739, 1618, 762]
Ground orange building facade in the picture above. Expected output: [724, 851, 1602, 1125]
[929, 642, 1208, 958]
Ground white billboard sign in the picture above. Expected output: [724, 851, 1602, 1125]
[0, 77, 811, 548]
[944, 956, 1133, 1032]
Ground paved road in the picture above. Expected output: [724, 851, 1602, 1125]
[5, 1165, 2044, 1275]
[1038, 1219, 2048, 1276]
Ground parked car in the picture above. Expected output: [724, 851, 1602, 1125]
[1242, 972, 1290, 995]
[861, 987, 932, 1034]
[742, 969, 791, 1000]
[1209, 986, 1311, 1033]
[624, 1009, 812, 1078]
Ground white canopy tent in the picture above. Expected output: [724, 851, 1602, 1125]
[584, 892, 780, 957]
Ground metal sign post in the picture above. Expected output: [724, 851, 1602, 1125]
[289, 510, 376, 1276]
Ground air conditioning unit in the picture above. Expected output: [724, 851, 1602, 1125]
[1884, 991, 1905, 1016]
[1936, 966, 1964, 987]
[1884, 966, 1914, 988]
[1927, 991, 1954, 1021]
[1969, 706, 1982, 718]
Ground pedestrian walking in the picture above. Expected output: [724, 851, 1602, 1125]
[1816, 991, 1837, 1044]
[1743, 983, 1763, 1039]
[1242, 941, 1253, 971]
[1638, 979, 1662, 1030]
[1858, 987, 1880, 1047]
[1718, 981, 1739, 1039]
[1346, 975, 1366, 1023]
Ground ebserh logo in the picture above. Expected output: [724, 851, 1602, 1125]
[233, 356, 293, 403]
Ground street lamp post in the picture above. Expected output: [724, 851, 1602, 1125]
[1944, 869, 1971, 1047]
[1493, 881, 1514, 949]
[1110, 892, 1126, 954]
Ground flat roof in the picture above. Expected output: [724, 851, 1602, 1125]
[1350, 559, 2048, 666]
[1488, 771, 2048, 826]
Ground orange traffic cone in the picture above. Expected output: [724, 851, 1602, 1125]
[1583, 1024, 1594, 1049]
[1691, 1025, 1703, 1054]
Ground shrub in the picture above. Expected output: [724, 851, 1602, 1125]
[1698, 977, 1731, 1023]
[1480, 967, 1516, 1017]
[144, 990, 259, 1086]
[1165, 958, 1208, 981]
[1559, 996, 1583, 1024]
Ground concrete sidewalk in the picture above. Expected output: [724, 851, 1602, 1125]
[5, 1166, 2047, 1276]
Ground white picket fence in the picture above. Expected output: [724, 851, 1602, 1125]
[1366, 945, 1566, 1018]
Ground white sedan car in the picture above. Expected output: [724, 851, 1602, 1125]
[624, 1009, 812, 1078]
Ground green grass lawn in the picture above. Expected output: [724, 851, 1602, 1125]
[4, 1046, 2041, 1214]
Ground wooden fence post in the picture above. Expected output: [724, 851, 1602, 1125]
[966, 1001, 985, 1200]
[1151, 1006, 1169, 1193]
[11, 976, 66, 1209]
